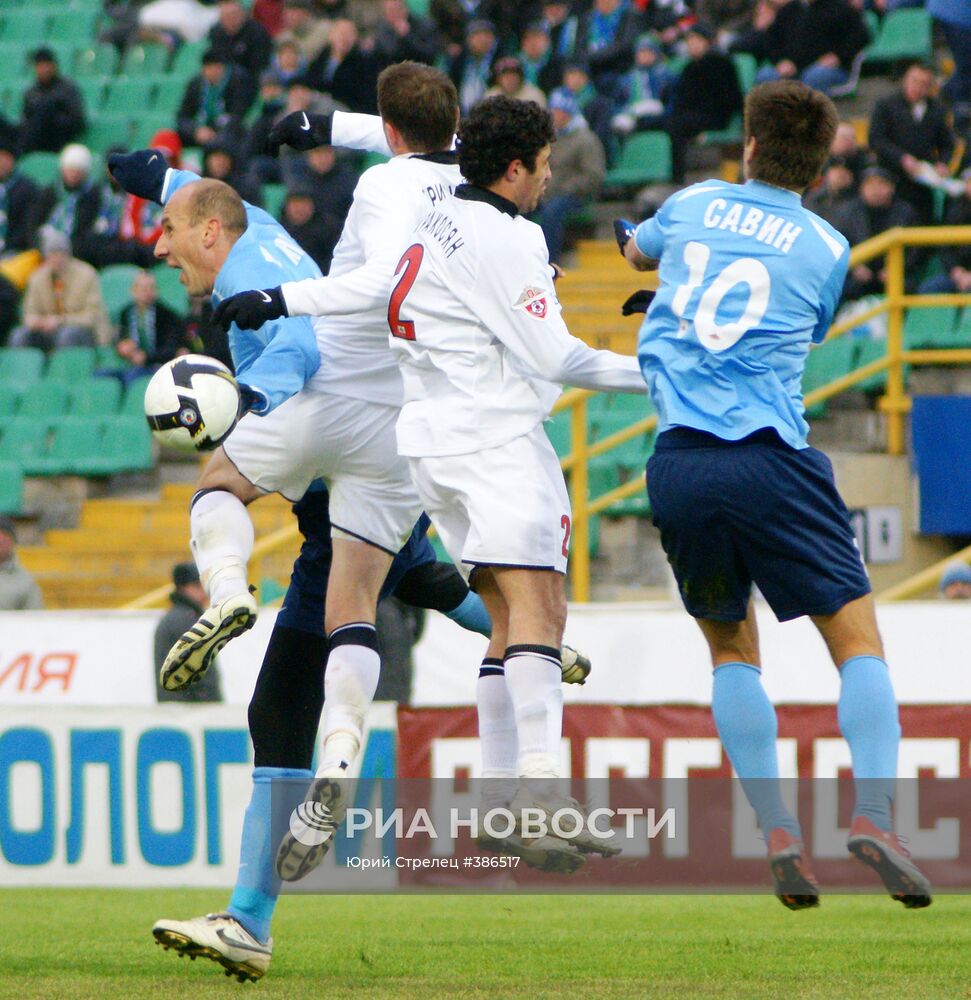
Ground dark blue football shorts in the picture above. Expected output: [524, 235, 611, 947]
[276, 482, 436, 636]
[646, 427, 871, 623]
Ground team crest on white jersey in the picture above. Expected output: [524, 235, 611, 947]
[513, 285, 549, 319]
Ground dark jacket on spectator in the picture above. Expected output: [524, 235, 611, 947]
[32, 180, 102, 246]
[308, 44, 381, 114]
[208, 18, 274, 80]
[759, 0, 869, 71]
[372, 13, 442, 66]
[176, 67, 257, 147]
[573, 5, 640, 81]
[0, 170, 38, 254]
[117, 299, 190, 367]
[20, 75, 86, 154]
[670, 49, 742, 129]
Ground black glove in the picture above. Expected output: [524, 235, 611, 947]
[107, 149, 169, 202]
[265, 111, 334, 156]
[613, 218, 637, 256]
[621, 290, 656, 316]
[212, 287, 288, 331]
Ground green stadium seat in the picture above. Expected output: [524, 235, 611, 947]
[603, 131, 673, 190]
[853, 338, 902, 393]
[84, 415, 153, 474]
[0, 417, 49, 467]
[46, 347, 97, 384]
[153, 265, 189, 315]
[732, 53, 758, 94]
[121, 375, 152, 417]
[0, 459, 24, 514]
[0, 347, 46, 385]
[48, 9, 100, 42]
[699, 113, 743, 148]
[902, 306, 960, 349]
[863, 8, 933, 65]
[590, 412, 654, 469]
[0, 83, 18, 118]
[17, 152, 61, 187]
[153, 76, 187, 115]
[0, 389, 19, 417]
[95, 345, 122, 368]
[261, 183, 287, 220]
[0, 44, 28, 83]
[543, 410, 573, 458]
[131, 113, 177, 150]
[17, 381, 70, 419]
[121, 43, 170, 76]
[103, 76, 157, 114]
[74, 43, 119, 78]
[170, 40, 207, 78]
[802, 335, 857, 417]
[954, 308, 971, 348]
[28, 416, 105, 475]
[84, 115, 136, 154]
[70, 378, 122, 416]
[77, 78, 106, 112]
[99, 264, 142, 320]
[0, 10, 52, 42]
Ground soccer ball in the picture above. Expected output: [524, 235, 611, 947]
[144, 355, 240, 452]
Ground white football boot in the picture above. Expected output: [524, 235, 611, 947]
[152, 913, 272, 983]
[160, 592, 257, 691]
[559, 644, 592, 685]
[510, 784, 622, 859]
[275, 771, 350, 882]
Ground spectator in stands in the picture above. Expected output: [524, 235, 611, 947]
[280, 185, 344, 271]
[288, 143, 358, 220]
[939, 561, 971, 600]
[254, 0, 287, 38]
[450, 19, 499, 114]
[486, 56, 548, 105]
[573, 0, 639, 100]
[176, 48, 257, 149]
[929, 0, 971, 129]
[280, 0, 332, 63]
[638, 22, 743, 184]
[804, 154, 859, 225]
[538, 87, 606, 265]
[917, 169, 971, 295]
[751, 0, 869, 96]
[209, 0, 274, 81]
[829, 121, 868, 184]
[518, 22, 564, 95]
[101, 270, 192, 386]
[0, 517, 42, 612]
[264, 38, 308, 88]
[19, 48, 86, 156]
[611, 34, 674, 137]
[833, 166, 920, 302]
[308, 19, 381, 113]
[372, 0, 442, 67]
[868, 61, 957, 224]
[9, 227, 111, 350]
[155, 563, 223, 702]
[138, 0, 220, 45]
[561, 60, 614, 160]
[203, 139, 263, 205]
[31, 145, 102, 252]
[543, 0, 581, 63]
[0, 125, 39, 258]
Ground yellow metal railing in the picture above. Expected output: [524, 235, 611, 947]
[124, 226, 971, 608]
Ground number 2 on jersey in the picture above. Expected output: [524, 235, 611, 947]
[388, 244, 424, 341]
[672, 240, 770, 353]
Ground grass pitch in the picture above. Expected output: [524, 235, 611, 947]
[0, 889, 966, 999]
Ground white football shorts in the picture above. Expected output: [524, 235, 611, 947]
[407, 422, 571, 581]
[224, 390, 421, 554]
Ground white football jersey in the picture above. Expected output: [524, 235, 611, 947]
[390, 185, 646, 458]
[281, 151, 461, 406]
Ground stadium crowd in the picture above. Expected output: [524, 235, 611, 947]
[0, 0, 967, 350]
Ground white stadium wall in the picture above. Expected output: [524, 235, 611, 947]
[1, 603, 970, 887]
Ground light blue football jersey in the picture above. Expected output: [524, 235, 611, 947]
[634, 179, 849, 449]
[163, 169, 321, 415]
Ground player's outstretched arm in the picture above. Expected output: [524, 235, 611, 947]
[107, 149, 170, 202]
[212, 287, 288, 331]
[265, 110, 392, 158]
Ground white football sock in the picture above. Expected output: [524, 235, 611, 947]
[319, 625, 381, 774]
[476, 663, 518, 807]
[503, 645, 563, 779]
[190, 490, 254, 606]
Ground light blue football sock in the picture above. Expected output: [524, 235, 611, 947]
[712, 662, 801, 839]
[837, 655, 899, 832]
[227, 766, 312, 943]
[446, 590, 492, 637]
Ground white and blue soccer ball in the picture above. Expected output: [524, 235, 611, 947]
[144, 355, 240, 452]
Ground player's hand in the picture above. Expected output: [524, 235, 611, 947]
[212, 287, 288, 331]
[265, 111, 334, 156]
[560, 644, 591, 685]
[621, 290, 655, 315]
[613, 218, 637, 256]
[107, 149, 169, 202]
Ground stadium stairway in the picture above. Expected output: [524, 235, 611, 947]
[17, 481, 297, 609]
